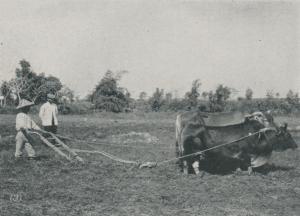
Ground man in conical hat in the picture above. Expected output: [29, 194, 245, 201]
[15, 99, 41, 159]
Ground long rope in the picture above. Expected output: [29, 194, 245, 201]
[72, 149, 139, 165]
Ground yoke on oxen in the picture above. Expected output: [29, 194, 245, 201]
[202, 112, 250, 127]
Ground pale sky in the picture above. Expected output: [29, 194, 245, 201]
[0, 0, 299, 98]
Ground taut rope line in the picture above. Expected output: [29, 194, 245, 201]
[72, 149, 139, 165]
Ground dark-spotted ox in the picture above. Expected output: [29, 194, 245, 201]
[175, 110, 297, 174]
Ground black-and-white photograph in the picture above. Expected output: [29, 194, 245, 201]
[0, 0, 299, 215]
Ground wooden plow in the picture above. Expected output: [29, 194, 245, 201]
[23, 129, 84, 163]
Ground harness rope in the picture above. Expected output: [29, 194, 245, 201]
[72, 149, 139, 165]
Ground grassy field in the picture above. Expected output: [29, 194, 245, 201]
[0, 112, 299, 216]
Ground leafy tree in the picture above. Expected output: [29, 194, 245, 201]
[90, 70, 130, 112]
[32, 75, 63, 103]
[15, 60, 31, 78]
[0, 81, 13, 106]
[208, 84, 231, 112]
[185, 79, 201, 108]
[165, 92, 173, 103]
[286, 90, 299, 107]
[202, 91, 209, 100]
[263, 89, 279, 111]
[7, 59, 62, 103]
[124, 89, 135, 110]
[58, 85, 75, 103]
[245, 88, 253, 100]
[149, 88, 164, 111]
[139, 91, 147, 101]
[215, 84, 231, 102]
[266, 90, 274, 99]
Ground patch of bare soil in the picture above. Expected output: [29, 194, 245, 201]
[110, 132, 159, 144]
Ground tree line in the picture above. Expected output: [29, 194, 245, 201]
[1, 59, 299, 114]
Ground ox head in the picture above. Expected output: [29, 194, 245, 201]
[247, 112, 270, 127]
[266, 123, 298, 151]
[244, 112, 269, 131]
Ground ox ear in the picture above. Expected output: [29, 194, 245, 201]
[279, 123, 288, 131]
[244, 114, 251, 118]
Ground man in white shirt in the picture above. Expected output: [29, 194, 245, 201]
[15, 99, 41, 159]
[39, 93, 58, 134]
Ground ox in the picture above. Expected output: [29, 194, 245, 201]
[175, 110, 297, 175]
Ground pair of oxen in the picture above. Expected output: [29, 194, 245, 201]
[175, 110, 298, 175]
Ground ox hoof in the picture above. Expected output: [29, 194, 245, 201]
[248, 167, 253, 175]
[192, 161, 200, 175]
[194, 170, 205, 178]
[200, 171, 205, 178]
[235, 168, 243, 175]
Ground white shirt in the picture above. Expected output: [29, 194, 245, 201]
[16, 113, 40, 131]
[39, 102, 58, 126]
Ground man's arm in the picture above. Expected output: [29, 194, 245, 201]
[39, 104, 45, 119]
[31, 119, 41, 130]
[55, 104, 58, 116]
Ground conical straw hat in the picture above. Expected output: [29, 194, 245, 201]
[16, 99, 34, 109]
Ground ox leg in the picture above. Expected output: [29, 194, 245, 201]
[192, 161, 200, 175]
[235, 167, 242, 173]
[183, 159, 198, 175]
[192, 156, 206, 177]
[183, 160, 188, 174]
[248, 166, 253, 175]
[178, 159, 184, 173]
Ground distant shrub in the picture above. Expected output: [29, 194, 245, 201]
[161, 98, 189, 111]
[134, 97, 300, 115]
[208, 85, 232, 112]
[58, 101, 94, 115]
[185, 79, 201, 108]
[89, 71, 131, 113]
[226, 98, 300, 115]
[149, 88, 165, 112]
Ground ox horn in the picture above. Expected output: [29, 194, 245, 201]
[282, 122, 288, 131]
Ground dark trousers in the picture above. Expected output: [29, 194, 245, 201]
[43, 125, 58, 134]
